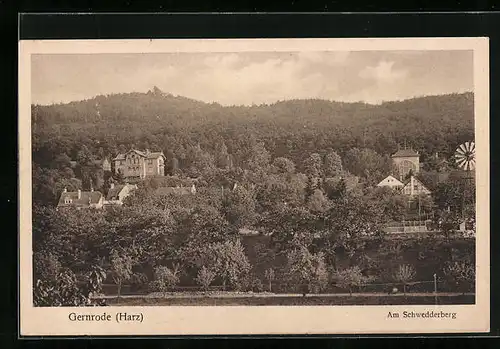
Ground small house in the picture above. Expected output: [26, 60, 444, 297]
[104, 183, 138, 206]
[57, 188, 104, 210]
[401, 175, 431, 197]
[376, 175, 404, 190]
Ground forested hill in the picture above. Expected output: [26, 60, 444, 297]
[32, 89, 474, 167]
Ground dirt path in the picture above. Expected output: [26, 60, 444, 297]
[95, 292, 475, 299]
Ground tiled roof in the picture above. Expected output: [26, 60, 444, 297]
[402, 176, 430, 191]
[112, 149, 165, 161]
[57, 191, 103, 207]
[377, 175, 404, 186]
[146, 151, 165, 159]
[106, 185, 125, 200]
[391, 149, 419, 158]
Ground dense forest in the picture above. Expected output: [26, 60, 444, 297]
[32, 88, 473, 174]
[32, 89, 476, 306]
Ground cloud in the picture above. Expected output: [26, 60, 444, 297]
[297, 51, 350, 65]
[202, 53, 241, 69]
[359, 60, 408, 83]
[174, 53, 346, 105]
[31, 51, 472, 106]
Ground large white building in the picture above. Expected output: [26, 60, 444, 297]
[113, 149, 165, 179]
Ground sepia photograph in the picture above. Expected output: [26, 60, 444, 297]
[18, 38, 489, 335]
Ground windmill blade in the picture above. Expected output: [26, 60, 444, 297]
[459, 143, 468, 153]
[456, 157, 467, 168]
[469, 158, 476, 170]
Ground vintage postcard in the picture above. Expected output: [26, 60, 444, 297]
[18, 37, 490, 336]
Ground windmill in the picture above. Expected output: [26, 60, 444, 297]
[454, 141, 475, 172]
[454, 141, 475, 227]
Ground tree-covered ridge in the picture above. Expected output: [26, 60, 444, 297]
[32, 89, 474, 163]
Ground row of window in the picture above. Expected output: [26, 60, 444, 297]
[117, 159, 155, 165]
[127, 166, 156, 171]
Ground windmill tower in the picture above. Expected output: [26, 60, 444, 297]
[454, 141, 475, 228]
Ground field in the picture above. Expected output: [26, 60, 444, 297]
[103, 293, 475, 306]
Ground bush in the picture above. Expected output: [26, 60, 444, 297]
[334, 266, 371, 295]
[129, 272, 149, 292]
[443, 260, 475, 293]
[34, 266, 106, 307]
[33, 251, 61, 283]
[264, 268, 275, 292]
[195, 266, 216, 292]
[393, 264, 416, 294]
[286, 246, 329, 295]
[150, 265, 180, 296]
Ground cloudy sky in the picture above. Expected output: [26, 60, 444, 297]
[31, 50, 473, 106]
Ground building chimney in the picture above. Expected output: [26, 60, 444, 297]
[435, 152, 439, 159]
[77, 189, 81, 199]
[110, 183, 114, 189]
[63, 188, 67, 193]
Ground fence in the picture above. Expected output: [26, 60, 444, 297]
[99, 276, 471, 296]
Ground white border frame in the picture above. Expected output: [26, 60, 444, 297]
[19, 38, 490, 336]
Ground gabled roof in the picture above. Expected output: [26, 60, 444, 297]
[146, 151, 165, 159]
[106, 184, 137, 200]
[112, 149, 165, 161]
[57, 191, 103, 208]
[402, 176, 431, 192]
[391, 149, 419, 158]
[377, 175, 404, 187]
[106, 185, 125, 200]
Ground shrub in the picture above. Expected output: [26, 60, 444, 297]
[443, 260, 475, 293]
[33, 251, 61, 283]
[109, 249, 135, 298]
[264, 268, 275, 292]
[286, 246, 329, 295]
[195, 266, 216, 292]
[34, 266, 106, 307]
[150, 265, 180, 296]
[393, 264, 416, 295]
[334, 266, 371, 295]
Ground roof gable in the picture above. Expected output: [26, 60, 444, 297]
[377, 175, 404, 187]
[57, 191, 103, 207]
[114, 149, 164, 161]
[146, 151, 165, 159]
[391, 149, 419, 158]
[106, 185, 125, 200]
[402, 176, 431, 192]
